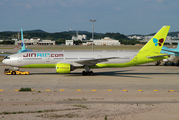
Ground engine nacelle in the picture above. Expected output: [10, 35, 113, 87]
[163, 55, 177, 62]
[56, 63, 75, 73]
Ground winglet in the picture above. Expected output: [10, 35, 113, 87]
[139, 26, 170, 53]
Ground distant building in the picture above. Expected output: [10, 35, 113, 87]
[72, 31, 87, 41]
[15, 37, 55, 45]
[83, 37, 121, 46]
[127, 35, 142, 40]
[38, 40, 55, 45]
[66, 40, 73, 45]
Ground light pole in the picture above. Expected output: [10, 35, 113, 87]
[90, 19, 96, 51]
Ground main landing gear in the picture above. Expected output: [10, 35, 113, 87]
[155, 61, 161, 66]
[82, 71, 94, 76]
[82, 66, 94, 76]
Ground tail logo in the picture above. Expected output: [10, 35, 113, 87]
[153, 38, 164, 46]
[21, 40, 23, 47]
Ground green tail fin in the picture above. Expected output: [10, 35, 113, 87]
[139, 26, 170, 53]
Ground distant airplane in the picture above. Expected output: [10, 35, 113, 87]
[2, 26, 170, 75]
[155, 41, 179, 66]
[0, 28, 32, 56]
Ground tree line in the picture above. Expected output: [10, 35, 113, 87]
[0, 31, 140, 45]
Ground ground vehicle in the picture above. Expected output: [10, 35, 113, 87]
[4, 68, 30, 75]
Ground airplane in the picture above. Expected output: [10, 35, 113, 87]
[155, 41, 179, 66]
[0, 28, 32, 57]
[2, 26, 170, 76]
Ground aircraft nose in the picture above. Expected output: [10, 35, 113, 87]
[2, 59, 9, 65]
[2, 59, 6, 64]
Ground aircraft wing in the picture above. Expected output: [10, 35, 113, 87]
[74, 57, 118, 66]
[161, 49, 179, 54]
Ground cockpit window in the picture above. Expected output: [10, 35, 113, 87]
[4, 56, 10, 59]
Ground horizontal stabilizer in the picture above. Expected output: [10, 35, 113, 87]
[147, 54, 170, 58]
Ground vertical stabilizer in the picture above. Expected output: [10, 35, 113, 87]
[21, 28, 25, 51]
[139, 26, 170, 53]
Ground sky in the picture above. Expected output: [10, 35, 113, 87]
[0, 0, 179, 35]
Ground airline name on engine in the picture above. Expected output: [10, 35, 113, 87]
[23, 53, 64, 57]
[60, 67, 69, 69]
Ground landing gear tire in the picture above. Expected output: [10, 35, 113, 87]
[89, 71, 94, 76]
[82, 71, 94, 76]
[11, 71, 16, 75]
[155, 61, 161, 66]
[163, 62, 168, 66]
[82, 71, 86, 76]
[171, 62, 175, 66]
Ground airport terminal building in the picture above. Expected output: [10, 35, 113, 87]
[82, 37, 121, 46]
[15, 37, 55, 45]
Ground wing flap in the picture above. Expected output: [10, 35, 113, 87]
[75, 57, 117, 66]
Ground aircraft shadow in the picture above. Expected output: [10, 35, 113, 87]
[67, 70, 179, 78]
[29, 70, 179, 79]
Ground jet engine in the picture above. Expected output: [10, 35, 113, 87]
[56, 63, 75, 73]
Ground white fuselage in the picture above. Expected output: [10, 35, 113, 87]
[2, 51, 138, 67]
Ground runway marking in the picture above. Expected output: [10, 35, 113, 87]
[123, 89, 128, 92]
[138, 89, 143, 92]
[1, 89, 178, 92]
[46, 89, 50, 91]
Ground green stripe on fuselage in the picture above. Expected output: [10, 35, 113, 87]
[21, 64, 56, 68]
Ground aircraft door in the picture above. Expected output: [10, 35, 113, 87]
[18, 57, 22, 62]
[46, 56, 50, 62]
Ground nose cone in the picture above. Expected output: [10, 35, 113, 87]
[2, 59, 7, 65]
[2, 59, 10, 65]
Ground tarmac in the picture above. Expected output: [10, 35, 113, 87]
[1, 60, 179, 119]
[0, 62, 179, 92]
